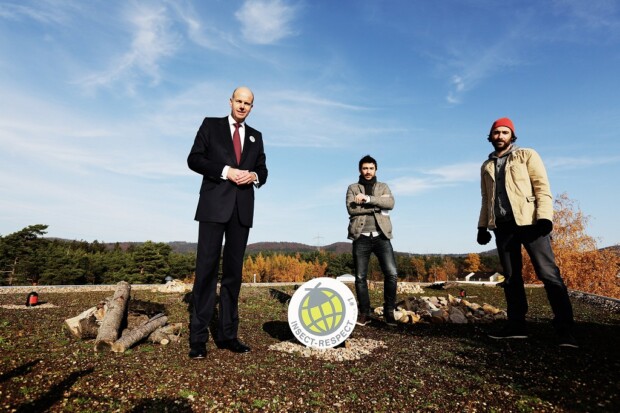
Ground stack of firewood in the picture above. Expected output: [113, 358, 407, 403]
[63, 281, 183, 353]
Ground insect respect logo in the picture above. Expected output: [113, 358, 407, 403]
[288, 277, 358, 349]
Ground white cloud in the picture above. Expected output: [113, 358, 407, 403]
[426, 163, 480, 182]
[443, 38, 521, 105]
[553, 0, 620, 32]
[389, 162, 479, 196]
[389, 177, 436, 196]
[0, 88, 192, 179]
[235, 0, 298, 44]
[253, 89, 407, 148]
[547, 155, 620, 170]
[169, 1, 240, 51]
[0, 0, 76, 24]
[77, 4, 180, 93]
[269, 90, 371, 111]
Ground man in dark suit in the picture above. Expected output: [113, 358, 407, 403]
[187, 86, 268, 359]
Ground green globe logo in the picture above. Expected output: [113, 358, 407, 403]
[298, 283, 346, 336]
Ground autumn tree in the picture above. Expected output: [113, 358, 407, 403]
[410, 257, 427, 282]
[242, 253, 327, 283]
[463, 253, 481, 273]
[442, 257, 458, 281]
[523, 193, 620, 298]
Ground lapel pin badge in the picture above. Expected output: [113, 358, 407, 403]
[249, 136, 255, 143]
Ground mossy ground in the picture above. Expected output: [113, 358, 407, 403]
[0, 285, 618, 412]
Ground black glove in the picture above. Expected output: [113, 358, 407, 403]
[536, 219, 553, 236]
[477, 227, 492, 245]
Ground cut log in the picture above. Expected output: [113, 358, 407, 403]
[148, 322, 183, 345]
[64, 307, 98, 339]
[94, 281, 131, 352]
[147, 330, 170, 346]
[111, 314, 168, 353]
[64, 299, 109, 339]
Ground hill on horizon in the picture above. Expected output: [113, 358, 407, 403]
[95, 240, 485, 257]
[47, 237, 619, 258]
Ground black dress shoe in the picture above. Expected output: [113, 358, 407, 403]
[216, 339, 251, 353]
[188, 343, 207, 359]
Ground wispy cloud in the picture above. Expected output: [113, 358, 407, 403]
[256, 90, 403, 147]
[444, 0, 620, 104]
[547, 155, 620, 170]
[389, 162, 479, 195]
[0, 0, 76, 25]
[426, 163, 480, 182]
[77, 4, 180, 94]
[169, 1, 240, 52]
[554, 0, 620, 33]
[389, 177, 437, 196]
[268, 90, 371, 111]
[235, 0, 298, 44]
[0, 88, 191, 179]
[444, 38, 522, 105]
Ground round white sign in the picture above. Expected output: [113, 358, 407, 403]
[287, 277, 358, 349]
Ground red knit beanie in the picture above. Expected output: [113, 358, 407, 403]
[490, 117, 515, 134]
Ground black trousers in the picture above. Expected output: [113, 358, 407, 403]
[352, 234, 398, 315]
[494, 220, 574, 330]
[190, 204, 250, 344]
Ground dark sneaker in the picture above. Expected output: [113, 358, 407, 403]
[356, 313, 371, 326]
[558, 331, 579, 348]
[488, 325, 528, 339]
[384, 311, 398, 327]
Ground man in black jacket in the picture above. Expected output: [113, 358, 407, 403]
[187, 86, 268, 359]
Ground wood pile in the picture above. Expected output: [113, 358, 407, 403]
[63, 281, 182, 353]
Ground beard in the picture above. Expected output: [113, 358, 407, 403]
[492, 140, 510, 151]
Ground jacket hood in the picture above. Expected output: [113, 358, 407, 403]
[488, 144, 520, 160]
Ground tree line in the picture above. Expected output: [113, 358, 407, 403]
[0, 225, 196, 286]
[0, 224, 500, 286]
[1, 194, 618, 297]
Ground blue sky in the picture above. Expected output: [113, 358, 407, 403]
[1, 0, 619, 254]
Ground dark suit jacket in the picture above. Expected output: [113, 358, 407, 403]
[188, 117, 268, 227]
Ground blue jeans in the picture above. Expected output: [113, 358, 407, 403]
[493, 220, 574, 330]
[353, 234, 398, 316]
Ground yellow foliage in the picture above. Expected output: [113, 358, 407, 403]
[463, 253, 481, 273]
[242, 253, 327, 283]
[523, 193, 620, 298]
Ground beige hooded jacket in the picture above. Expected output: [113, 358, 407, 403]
[478, 147, 554, 229]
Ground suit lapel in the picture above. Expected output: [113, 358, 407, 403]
[220, 117, 258, 166]
[240, 125, 256, 164]
[219, 117, 238, 165]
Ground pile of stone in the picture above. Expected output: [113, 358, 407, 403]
[153, 279, 192, 293]
[570, 291, 620, 313]
[368, 281, 425, 294]
[397, 283, 425, 294]
[269, 338, 387, 361]
[374, 294, 507, 324]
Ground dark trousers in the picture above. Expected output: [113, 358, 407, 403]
[353, 234, 398, 316]
[494, 220, 574, 330]
[190, 204, 250, 344]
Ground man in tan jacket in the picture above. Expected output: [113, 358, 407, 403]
[347, 155, 398, 327]
[477, 117, 577, 348]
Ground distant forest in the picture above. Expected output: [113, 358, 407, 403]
[3, 193, 617, 297]
[0, 225, 501, 286]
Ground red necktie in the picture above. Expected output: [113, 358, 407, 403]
[233, 123, 241, 164]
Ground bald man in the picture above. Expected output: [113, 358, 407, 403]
[187, 87, 268, 358]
